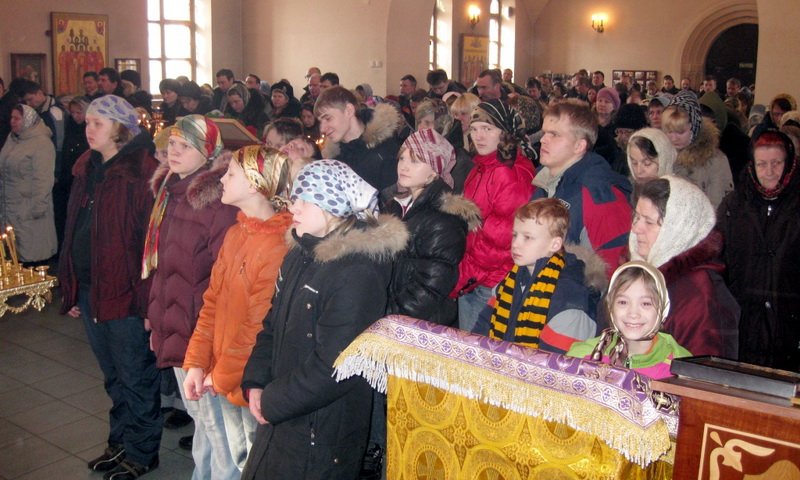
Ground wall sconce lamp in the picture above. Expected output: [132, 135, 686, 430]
[468, 5, 481, 29]
[591, 14, 607, 33]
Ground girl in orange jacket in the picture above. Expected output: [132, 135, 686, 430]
[183, 145, 292, 471]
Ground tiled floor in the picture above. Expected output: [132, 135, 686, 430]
[0, 294, 195, 479]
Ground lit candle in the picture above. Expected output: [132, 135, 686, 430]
[5, 226, 18, 269]
[0, 234, 6, 278]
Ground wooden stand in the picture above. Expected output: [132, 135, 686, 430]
[652, 377, 800, 479]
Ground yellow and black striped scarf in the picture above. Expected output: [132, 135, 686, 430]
[489, 252, 565, 347]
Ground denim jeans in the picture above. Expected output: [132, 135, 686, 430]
[458, 285, 495, 332]
[219, 396, 258, 471]
[78, 289, 162, 466]
[174, 368, 240, 480]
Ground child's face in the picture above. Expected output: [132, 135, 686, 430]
[288, 197, 334, 238]
[612, 278, 659, 345]
[220, 160, 255, 207]
[510, 217, 562, 269]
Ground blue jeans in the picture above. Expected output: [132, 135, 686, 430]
[78, 289, 162, 466]
[219, 396, 258, 471]
[174, 368, 240, 480]
[458, 285, 495, 332]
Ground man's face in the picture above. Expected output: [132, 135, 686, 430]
[663, 78, 674, 90]
[308, 75, 321, 97]
[539, 115, 585, 175]
[527, 85, 540, 99]
[217, 75, 233, 92]
[83, 76, 98, 94]
[430, 81, 448, 97]
[502, 69, 513, 83]
[703, 80, 716, 93]
[577, 83, 589, 95]
[320, 79, 334, 91]
[399, 79, 415, 97]
[245, 76, 260, 90]
[317, 105, 354, 143]
[591, 73, 604, 86]
[476, 75, 501, 101]
[98, 75, 115, 94]
[726, 81, 740, 98]
[23, 91, 46, 110]
[648, 104, 664, 128]
[681, 79, 691, 90]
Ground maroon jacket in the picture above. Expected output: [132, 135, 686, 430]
[59, 134, 158, 322]
[146, 162, 237, 368]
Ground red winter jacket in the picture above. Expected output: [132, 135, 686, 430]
[146, 163, 238, 368]
[453, 150, 535, 294]
[59, 135, 157, 321]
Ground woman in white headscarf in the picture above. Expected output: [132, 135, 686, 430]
[628, 174, 739, 358]
[0, 103, 57, 263]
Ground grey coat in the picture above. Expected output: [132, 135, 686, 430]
[0, 121, 57, 262]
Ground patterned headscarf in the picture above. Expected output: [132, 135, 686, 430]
[667, 90, 702, 142]
[591, 260, 671, 368]
[86, 95, 141, 131]
[291, 160, 379, 220]
[233, 145, 291, 199]
[470, 99, 531, 163]
[402, 129, 456, 188]
[171, 115, 224, 160]
[227, 83, 250, 105]
[15, 104, 41, 132]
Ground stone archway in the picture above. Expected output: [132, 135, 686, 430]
[680, 2, 758, 88]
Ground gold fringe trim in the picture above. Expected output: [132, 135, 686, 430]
[334, 331, 673, 467]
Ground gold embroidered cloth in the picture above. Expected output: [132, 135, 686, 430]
[334, 315, 677, 477]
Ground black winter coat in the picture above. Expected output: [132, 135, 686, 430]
[716, 169, 800, 371]
[382, 179, 480, 326]
[241, 215, 408, 480]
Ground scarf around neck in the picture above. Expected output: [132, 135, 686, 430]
[489, 252, 565, 347]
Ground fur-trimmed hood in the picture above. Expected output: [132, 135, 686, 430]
[288, 214, 409, 264]
[676, 118, 719, 169]
[149, 154, 230, 210]
[565, 243, 609, 292]
[322, 103, 403, 158]
[439, 192, 482, 231]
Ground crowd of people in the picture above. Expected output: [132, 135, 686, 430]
[0, 62, 797, 480]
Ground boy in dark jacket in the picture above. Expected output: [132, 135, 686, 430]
[473, 198, 602, 354]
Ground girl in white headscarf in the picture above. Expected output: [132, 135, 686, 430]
[567, 260, 691, 379]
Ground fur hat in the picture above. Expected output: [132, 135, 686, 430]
[271, 81, 294, 101]
[615, 104, 647, 130]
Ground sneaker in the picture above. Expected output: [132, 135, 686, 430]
[88, 445, 126, 471]
[178, 435, 193, 450]
[103, 457, 159, 480]
[163, 409, 193, 429]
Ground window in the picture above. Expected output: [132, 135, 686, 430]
[148, 0, 196, 93]
[489, 0, 501, 69]
[429, 4, 437, 71]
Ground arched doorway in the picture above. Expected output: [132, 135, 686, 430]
[679, 1, 757, 89]
[705, 24, 758, 95]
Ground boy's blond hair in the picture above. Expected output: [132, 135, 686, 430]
[515, 198, 569, 242]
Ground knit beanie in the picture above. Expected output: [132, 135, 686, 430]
[597, 87, 620, 111]
[667, 90, 702, 141]
[87, 95, 141, 131]
[233, 145, 291, 198]
[627, 128, 677, 178]
[615, 104, 647, 130]
[171, 114, 224, 160]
